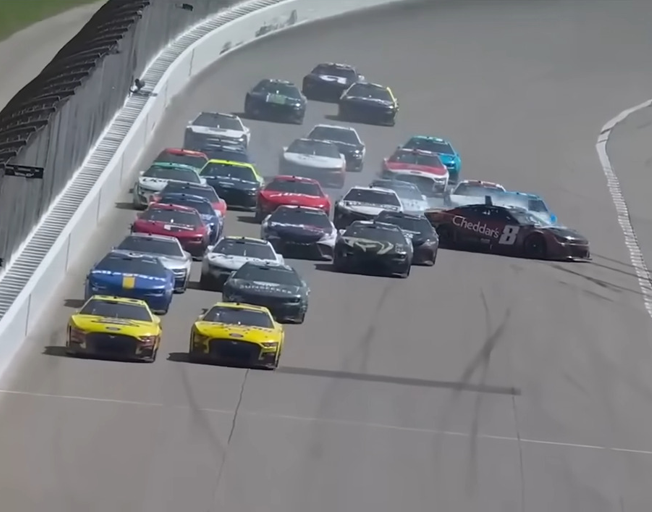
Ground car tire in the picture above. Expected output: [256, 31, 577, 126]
[333, 256, 347, 273]
[523, 234, 547, 259]
[199, 272, 216, 291]
[398, 264, 411, 278]
[436, 225, 455, 247]
[254, 207, 265, 223]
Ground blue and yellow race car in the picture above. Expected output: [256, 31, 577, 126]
[400, 136, 461, 183]
[85, 251, 175, 314]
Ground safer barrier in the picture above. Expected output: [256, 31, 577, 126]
[0, 0, 242, 269]
[0, 0, 409, 375]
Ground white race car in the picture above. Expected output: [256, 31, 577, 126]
[333, 185, 403, 229]
[199, 236, 284, 291]
[305, 124, 366, 172]
[279, 138, 347, 188]
[132, 163, 206, 208]
[447, 179, 507, 207]
[369, 178, 429, 215]
[183, 111, 251, 152]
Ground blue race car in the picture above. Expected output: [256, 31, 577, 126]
[400, 136, 461, 183]
[85, 251, 175, 314]
[156, 192, 223, 243]
[496, 191, 558, 225]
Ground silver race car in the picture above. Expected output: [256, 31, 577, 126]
[199, 236, 284, 291]
[305, 124, 366, 172]
[369, 179, 429, 215]
[113, 233, 192, 292]
[183, 112, 251, 152]
[132, 163, 206, 209]
[279, 138, 347, 189]
[333, 185, 404, 229]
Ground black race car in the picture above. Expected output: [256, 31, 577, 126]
[338, 82, 398, 126]
[306, 123, 365, 172]
[302, 62, 364, 102]
[333, 220, 413, 278]
[261, 205, 337, 260]
[244, 79, 306, 124]
[199, 160, 261, 210]
[222, 262, 310, 324]
[375, 211, 439, 266]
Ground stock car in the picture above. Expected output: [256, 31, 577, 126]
[370, 179, 429, 215]
[150, 181, 227, 218]
[66, 296, 162, 362]
[424, 200, 590, 260]
[222, 262, 310, 324]
[153, 148, 208, 172]
[155, 193, 223, 243]
[131, 203, 210, 259]
[279, 138, 346, 189]
[493, 191, 558, 226]
[256, 175, 331, 221]
[261, 205, 337, 260]
[201, 143, 253, 164]
[381, 149, 449, 192]
[447, 180, 506, 202]
[333, 220, 413, 277]
[376, 210, 439, 266]
[184, 112, 251, 151]
[113, 233, 192, 293]
[338, 82, 399, 126]
[244, 79, 307, 124]
[305, 123, 365, 172]
[302, 62, 364, 101]
[188, 302, 285, 369]
[379, 169, 444, 201]
[400, 136, 461, 183]
[132, 163, 205, 208]
[333, 185, 403, 229]
[199, 159, 264, 210]
[85, 252, 175, 314]
[200, 236, 284, 291]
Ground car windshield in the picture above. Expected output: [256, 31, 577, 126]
[234, 264, 303, 287]
[269, 208, 332, 228]
[142, 166, 200, 183]
[312, 64, 356, 79]
[509, 208, 543, 226]
[391, 173, 436, 194]
[265, 179, 323, 196]
[343, 188, 401, 206]
[212, 238, 276, 259]
[287, 139, 340, 158]
[94, 255, 168, 277]
[344, 224, 406, 244]
[253, 81, 302, 99]
[308, 126, 359, 145]
[201, 162, 257, 182]
[404, 139, 453, 155]
[453, 183, 501, 196]
[193, 113, 241, 130]
[389, 151, 442, 167]
[159, 196, 213, 215]
[203, 305, 274, 328]
[527, 198, 548, 212]
[116, 236, 184, 257]
[347, 83, 391, 101]
[161, 183, 218, 203]
[79, 298, 152, 322]
[141, 208, 202, 226]
[154, 151, 206, 169]
[372, 181, 423, 201]
[376, 214, 431, 235]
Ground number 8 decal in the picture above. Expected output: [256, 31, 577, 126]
[498, 225, 520, 245]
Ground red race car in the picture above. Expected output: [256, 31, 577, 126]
[255, 175, 331, 222]
[149, 181, 227, 217]
[382, 148, 449, 190]
[153, 148, 208, 171]
[131, 203, 210, 259]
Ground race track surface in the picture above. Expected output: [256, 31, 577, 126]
[2, 0, 652, 510]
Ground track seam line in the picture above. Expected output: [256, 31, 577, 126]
[596, 98, 652, 318]
[512, 395, 526, 512]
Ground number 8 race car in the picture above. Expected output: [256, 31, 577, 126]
[424, 199, 591, 261]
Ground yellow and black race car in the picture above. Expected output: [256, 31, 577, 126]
[189, 302, 284, 369]
[66, 295, 162, 362]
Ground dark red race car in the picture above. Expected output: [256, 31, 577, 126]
[131, 203, 210, 259]
[425, 200, 590, 261]
[255, 175, 331, 221]
[153, 148, 208, 171]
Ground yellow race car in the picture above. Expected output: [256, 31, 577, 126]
[66, 295, 162, 362]
[199, 159, 264, 210]
[189, 302, 284, 369]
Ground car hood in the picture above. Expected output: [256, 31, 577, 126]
[339, 201, 401, 215]
[87, 270, 168, 288]
[338, 236, 397, 254]
[282, 152, 342, 168]
[399, 198, 429, 214]
[110, 250, 188, 269]
[137, 177, 182, 191]
[311, 74, 349, 85]
[312, 140, 361, 154]
[343, 96, 393, 107]
[542, 226, 588, 242]
[254, 92, 301, 105]
[206, 254, 277, 270]
[205, 176, 259, 191]
[70, 314, 157, 333]
[227, 279, 303, 298]
[267, 222, 332, 242]
[187, 126, 245, 139]
[384, 162, 448, 177]
[260, 191, 327, 206]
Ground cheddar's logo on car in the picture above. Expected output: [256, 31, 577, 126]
[452, 216, 500, 238]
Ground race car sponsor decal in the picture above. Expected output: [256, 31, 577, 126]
[318, 75, 347, 85]
[266, 93, 287, 105]
[452, 216, 520, 245]
[91, 270, 167, 282]
[122, 276, 136, 289]
[341, 237, 394, 254]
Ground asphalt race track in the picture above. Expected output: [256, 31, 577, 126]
[2, 0, 652, 510]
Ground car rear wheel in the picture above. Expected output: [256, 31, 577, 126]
[523, 234, 547, 259]
[436, 225, 455, 247]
